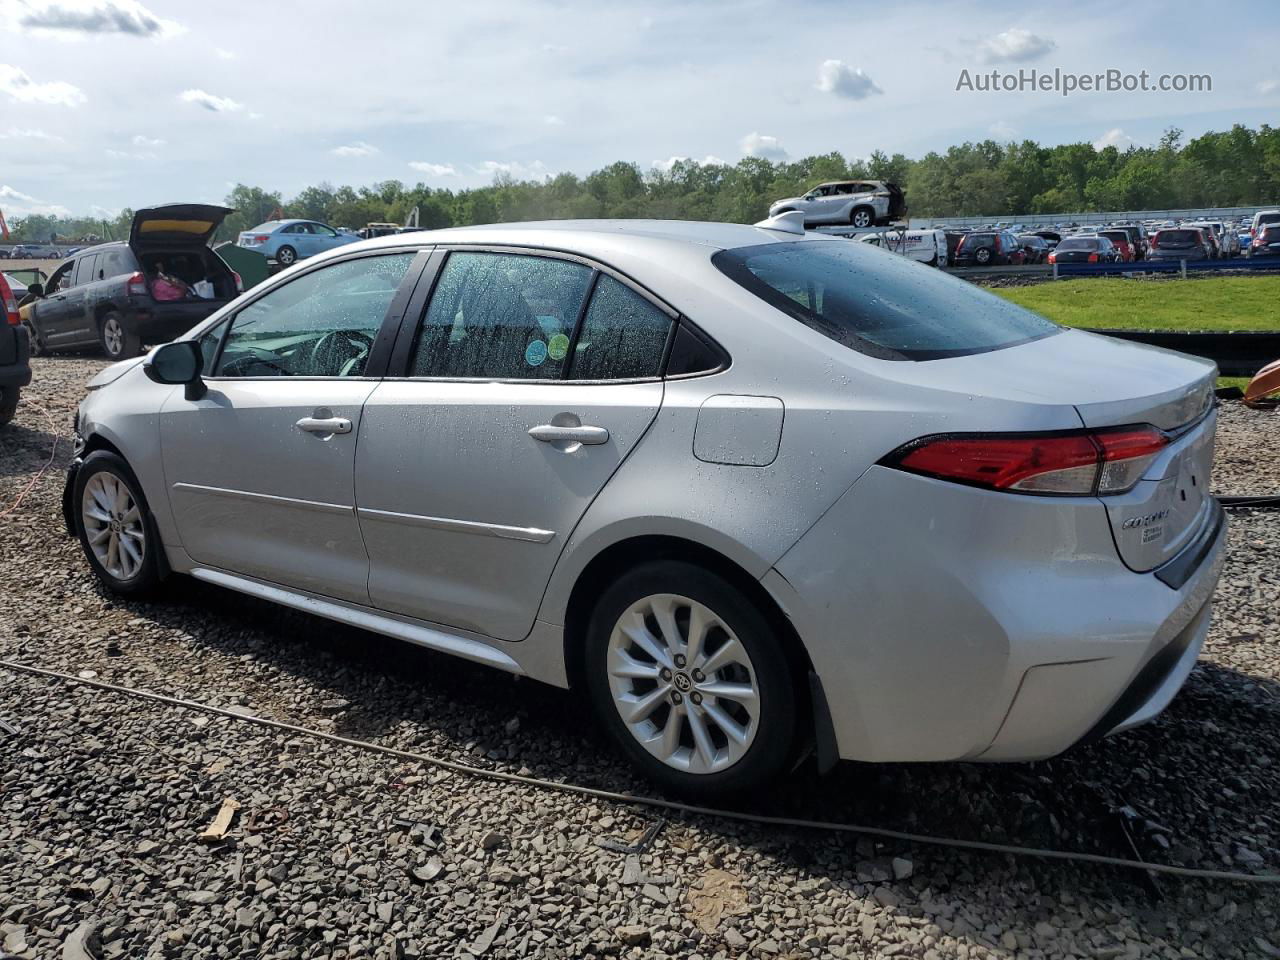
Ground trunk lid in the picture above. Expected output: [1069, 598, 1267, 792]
[885, 328, 1218, 573]
[130, 204, 234, 249]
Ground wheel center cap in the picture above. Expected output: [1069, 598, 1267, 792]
[673, 672, 693, 693]
[109, 519, 121, 533]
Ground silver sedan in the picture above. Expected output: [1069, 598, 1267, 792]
[65, 219, 1225, 795]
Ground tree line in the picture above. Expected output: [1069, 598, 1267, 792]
[9, 123, 1280, 244]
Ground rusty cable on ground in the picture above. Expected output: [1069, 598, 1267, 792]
[2, 659, 1278, 885]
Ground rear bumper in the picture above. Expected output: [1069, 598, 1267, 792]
[126, 299, 227, 341]
[763, 466, 1228, 764]
[0, 324, 32, 388]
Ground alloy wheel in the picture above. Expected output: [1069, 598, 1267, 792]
[103, 316, 124, 357]
[606, 593, 760, 775]
[82, 472, 146, 580]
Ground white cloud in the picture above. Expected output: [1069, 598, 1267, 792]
[815, 60, 883, 100]
[0, 127, 63, 141]
[214, 47, 236, 60]
[1259, 78, 1280, 95]
[408, 162, 458, 177]
[0, 184, 70, 216]
[739, 132, 787, 161]
[10, 0, 182, 39]
[1093, 127, 1136, 150]
[978, 28, 1056, 64]
[132, 133, 164, 147]
[331, 141, 379, 158]
[0, 64, 85, 106]
[179, 89, 242, 113]
[543, 114, 565, 126]
[477, 159, 547, 180]
[988, 120, 1017, 140]
[105, 147, 156, 160]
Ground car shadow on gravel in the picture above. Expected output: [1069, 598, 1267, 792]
[80, 574, 1279, 899]
[0, 422, 60, 478]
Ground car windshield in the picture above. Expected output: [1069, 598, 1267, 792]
[1056, 238, 1097, 250]
[712, 240, 1059, 361]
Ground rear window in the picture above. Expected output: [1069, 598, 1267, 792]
[1056, 238, 1097, 250]
[959, 233, 995, 248]
[1158, 230, 1198, 243]
[711, 240, 1059, 361]
[1099, 231, 1127, 244]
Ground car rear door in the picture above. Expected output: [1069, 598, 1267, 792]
[158, 249, 425, 603]
[354, 249, 671, 641]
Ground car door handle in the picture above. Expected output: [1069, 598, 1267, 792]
[528, 424, 609, 445]
[296, 416, 352, 435]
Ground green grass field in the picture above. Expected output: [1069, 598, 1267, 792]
[992, 275, 1280, 332]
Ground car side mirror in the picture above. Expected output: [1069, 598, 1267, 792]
[144, 340, 206, 400]
[26, 282, 43, 298]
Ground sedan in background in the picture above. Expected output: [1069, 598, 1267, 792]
[65, 219, 1224, 796]
[1047, 235, 1121, 264]
[236, 219, 360, 266]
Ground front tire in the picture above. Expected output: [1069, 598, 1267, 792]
[99, 312, 141, 360]
[275, 245, 297, 266]
[74, 451, 162, 596]
[584, 561, 798, 796]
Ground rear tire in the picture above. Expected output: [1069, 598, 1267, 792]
[975, 247, 992, 265]
[0, 386, 18, 426]
[583, 560, 798, 797]
[850, 207, 873, 228]
[73, 451, 162, 597]
[99, 311, 141, 360]
[276, 245, 297, 266]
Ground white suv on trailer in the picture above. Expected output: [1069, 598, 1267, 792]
[768, 180, 906, 228]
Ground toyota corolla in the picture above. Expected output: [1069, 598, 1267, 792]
[64, 219, 1225, 796]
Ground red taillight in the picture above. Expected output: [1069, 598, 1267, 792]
[0, 275, 18, 325]
[253, 234, 269, 244]
[883, 425, 1169, 496]
[1047, 252, 1056, 263]
[233, 271, 243, 293]
[1150, 235, 1159, 248]
[127, 271, 148, 296]
[1088, 252, 1099, 263]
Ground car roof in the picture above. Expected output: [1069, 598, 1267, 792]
[351, 219, 841, 259]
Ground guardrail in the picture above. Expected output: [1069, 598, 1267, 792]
[917, 204, 1276, 229]
[1089, 330, 1280, 377]
[946, 257, 1280, 280]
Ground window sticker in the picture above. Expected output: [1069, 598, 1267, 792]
[525, 339, 548, 367]
[547, 333, 570, 361]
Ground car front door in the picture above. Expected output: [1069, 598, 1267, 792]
[354, 250, 671, 641]
[33, 260, 76, 347]
[310, 223, 341, 253]
[157, 250, 422, 602]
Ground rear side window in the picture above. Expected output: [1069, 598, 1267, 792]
[72, 255, 98, 286]
[411, 252, 593, 379]
[570, 275, 672, 380]
[712, 240, 1059, 361]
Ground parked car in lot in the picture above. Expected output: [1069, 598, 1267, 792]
[237, 218, 361, 266]
[1250, 209, 1280, 241]
[5, 244, 45, 260]
[1097, 229, 1136, 262]
[0, 272, 31, 425]
[1109, 224, 1148, 260]
[767, 180, 907, 228]
[64, 219, 1225, 794]
[1148, 228, 1212, 261]
[951, 230, 1025, 266]
[22, 204, 242, 360]
[1047, 235, 1121, 264]
[1248, 223, 1280, 257]
[1016, 234, 1051, 264]
[855, 228, 948, 266]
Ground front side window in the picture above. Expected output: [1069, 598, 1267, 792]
[570, 275, 672, 380]
[47, 261, 72, 292]
[411, 252, 593, 379]
[313, 223, 338, 238]
[214, 253, 414, 377]
[72, 255, 98, 286]
[712, 239, 1059, 361]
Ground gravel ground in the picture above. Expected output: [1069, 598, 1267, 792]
[2, 356, 1279, 960]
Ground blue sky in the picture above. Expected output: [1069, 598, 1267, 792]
[1, 0, 1278, 218]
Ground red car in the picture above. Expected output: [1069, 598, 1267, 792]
[1098, 230, 1135, 262]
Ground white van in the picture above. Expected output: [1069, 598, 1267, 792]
[856, 229, 948, 267]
